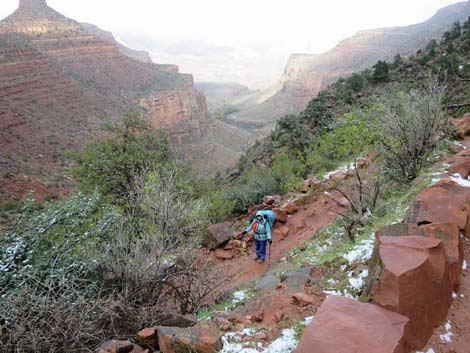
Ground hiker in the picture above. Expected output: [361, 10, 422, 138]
[242, 210, 273, 263]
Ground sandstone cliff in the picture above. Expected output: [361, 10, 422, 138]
[0, 0, 217, 200]
[232, 1, 470, 126]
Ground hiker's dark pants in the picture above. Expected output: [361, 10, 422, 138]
[255, 239, 267, 261]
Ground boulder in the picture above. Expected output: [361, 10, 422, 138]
[273, 208, 288, 223]
[329, 170, 349, 181]
[263, 195, 281, 205]
[203, 222, 234, 249]
[255, 274, 279, 291]
[335, 196, 350, 208]
[370, 236, 453, 349]
[292, 292, 314, 306]
[294, 296, 410, 353]
[214, 249, 234, 260]
[97, 341, 146, 353]
[374, 222, 463, 289]
[157, 322, 222, 353]
[155, 309, 197, 328]
[301, 176, 322, 193]
[137, 327, 158, 347]
[448, 158, 470, 179]
[281, 268, 313, 292]
[405, 182, 470, 233]
[282, 202, 299, 214]
[272, 224, 290, 239]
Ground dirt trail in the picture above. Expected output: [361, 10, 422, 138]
[211, 192, 341, 291]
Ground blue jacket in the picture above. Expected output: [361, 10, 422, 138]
[245, 211, 272, 241]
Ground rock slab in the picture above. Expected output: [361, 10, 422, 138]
[294, 295, 410, 353]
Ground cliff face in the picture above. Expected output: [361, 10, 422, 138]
[0, 0, 213, 200]
[233, 1, 470, 126]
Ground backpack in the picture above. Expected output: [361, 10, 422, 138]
[255, 210, 276, 228]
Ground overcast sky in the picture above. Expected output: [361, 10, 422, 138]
[0, 0, 465, 54]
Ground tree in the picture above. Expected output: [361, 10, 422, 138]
[393, 53, 404, 67]
[372, 61, 390, 83]
[346, 73, 365, 92]
[378, 80, 447, 182]
[70, 109, 171, 200]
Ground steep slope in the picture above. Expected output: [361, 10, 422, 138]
[79, 22, 153, 64]
[0, 0, 219, 201]
[231, 1, 470, 127]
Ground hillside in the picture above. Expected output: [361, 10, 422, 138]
[0, 0, 248, 201]
[229, 1, 470, 128]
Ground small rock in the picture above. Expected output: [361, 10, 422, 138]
[292, 292, 315, 306]
[274, 311, 285, 323]
[137, 327, 158, 347]
[252, 304, 265, 322]
[282, 202, 299, 214]
[215, 249, 234, 260]
[273, 208, 288, 223]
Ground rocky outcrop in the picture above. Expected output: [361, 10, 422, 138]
[370, 236, 452, 349]
[157, 323, 222, 353]
[294, 295, 410, 353]
[0, 0, 214, 200]
[203, 222, 234, 249]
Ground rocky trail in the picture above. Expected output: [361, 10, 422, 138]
[99, 121, 470, 353]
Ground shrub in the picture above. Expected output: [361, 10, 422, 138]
[372, 61, 390, 83]
[377, 80, 447, 182]
[70, 109, 171, 201]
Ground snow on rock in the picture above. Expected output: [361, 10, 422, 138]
[220, 328, 297, 353]
[304, 316, 314, 325]
[232, 291, 247, 304]
[440, 321, 454, 343]
[343, 235, 375, 264]
[323, 162, 355, 180]
[463, 260, 467, 270]
[450, 173, 470, 187]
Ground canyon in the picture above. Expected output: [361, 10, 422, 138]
[230, 1, 470, 128]
[0, 0, 248, 201]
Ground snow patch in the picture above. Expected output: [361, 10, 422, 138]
[439, 321, 454, 343]
[450, 173, 470, 187]
[416, 349, 435, 353]
[232, 291, 247, 304]
[343, 235, 375, 264]
[348, 269, 369, 291]
[304, 316, 314, 325]
[452, 292, 458, 300]
[220, 328, 297, 353]
[463, 260, 467, 270]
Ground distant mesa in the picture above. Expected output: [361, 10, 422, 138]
[19, 0, 48, 8]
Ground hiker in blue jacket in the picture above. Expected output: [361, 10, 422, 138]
[242, 211, 273, 263]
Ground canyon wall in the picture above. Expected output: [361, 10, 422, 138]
[0, 0, 214, 200]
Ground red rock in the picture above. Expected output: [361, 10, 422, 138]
[292, 292, 315, 306]
[273, 311, 285, 323]
[273, 208, 288, 223]
[294, 296, 410, 353]
[263, 195, 281, 205]
[157, 323, 222, 353]
[203, 222, 234, 249]
[137, 327, 158, 347]
[371, 236, 453, 349]
[215, 249, 234, 260]
[335, 196, 350, 208]
[272, 225, 290, 238]
[282, 202, 299, 214]
[252, 304, 265, 322]
[301, 176, 322, 193]
[155, 309, 198, 328]
[448, 158, 470, 178]
[329, 170, 349, 181]
[301, 180, 311, 193]
[406, 183, 470, 232]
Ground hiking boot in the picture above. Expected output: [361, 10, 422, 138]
[257, 258, 265, 264]
[254, 256, 260, 261]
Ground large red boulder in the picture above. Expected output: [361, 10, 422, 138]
[448, 158, 470, 179]
[374, 222, 463, 289]
[405, 181, 470, 235]
[203, 222, 234, 249]
[282, 202, 299, 214]
[273, 208, 288, 223]
[370, 236, 453, 349]
[157, 323, 222, 353]
[294, 296, 410, 353]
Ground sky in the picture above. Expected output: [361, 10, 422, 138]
[0, 0, 464, 55]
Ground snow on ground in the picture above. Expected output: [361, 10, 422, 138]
[450, 173, 470, 187]
[323, 162, 356, 180]
[343, 234, 375, 264]
[463, 259, 467, 270]
[439, 321, 454, 343]
[348, 269, 369, 290]
[232, 291, 248, 304]
[220, 328, 297, 353]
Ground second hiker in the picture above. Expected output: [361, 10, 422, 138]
[242, 210, 273, 263]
